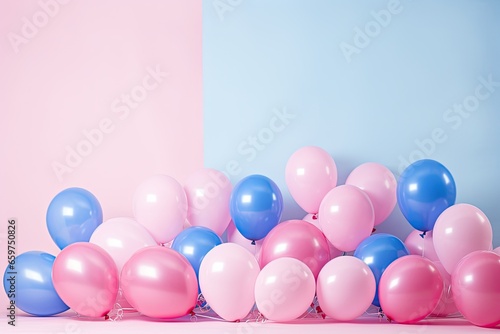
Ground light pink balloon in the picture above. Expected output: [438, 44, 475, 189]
[285, 146, 337, 214]
[433, 204, 493, 274]
[199, 243, 260, 321]
[379, 255, 443, 324]
[430, 261, 458, 317]
[319, 185, 375, 252]
[259, 220, 330, 279]
[317, 256, 376, 321]
[255, 257, 315, 322]
[225, 220, 262, 259]
[452, 251, 500, 327]
[52, 242, 119, 318]
[133, 174, 187, 244]
[494, 247, 500, 256]
[184, 168, 233, 236]
[404, 230, 439, 262]
[303, 213, 343, 259]
[345, 162, 397, 226]
[120, 246, 198, 319]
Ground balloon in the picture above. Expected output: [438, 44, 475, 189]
[171, 226, 222, 288]
[319, 185, 375, 252]
[225, 220, 262, 258]
[345, 162, 397, 226]
[133, 174, 187, 244]
[259, 220, 330, 279]
[354, 233, 409, 307]
[184, 168, 233, 236]
[494, 247, 500, 256]
[303, 213, 343, 259]
[404, 230, 439, 262]
[433, 203, 492, 274]
[452, 251, 500, 327]
[379, 255, 443, 324]
[430, 261, 458, 317]
[285, 146, 337, 214]
[2, 251, 68, 316]
[229, 174, 283, 242]
[397, 159, 456, 232]
[316, 256, 376, 321]
[46, 187, 103, 249]
[121, 246, 198, 319]
[255, 257, 315, 322]
[199, 243, 260, 321]
[52, 242, 118, 318]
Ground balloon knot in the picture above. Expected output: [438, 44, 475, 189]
[312, 213, 318, 220]
[372, 228, 376, 234]
[104, 314, 109, 321]
[342, 252, 347, 256]
[251, 240, 256, 245]
[419, 231, 427, 238]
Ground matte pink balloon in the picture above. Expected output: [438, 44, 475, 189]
[133, 174, 187, 244]
[452, 251, 500, 327]
[199, 243, 260, 321]
[430, 261, 458, 317]
[225, 220, 262, 259]
[379, 255, 444, 324]
[317, 256, 376, 321]
[255, 257, 315, 322]
[184, 168, 233, 236]
[303, 213, 343, 259]
[404, 230, 439, 262]
[120, 246, 198, 319]
[433, 204, 493, 274]
[52, 242, 119, 318]
[285, 146, 337, 214]
[259, 220, 330, 279]
[345, 162, 397, 225]
[319, 185, 375, 252]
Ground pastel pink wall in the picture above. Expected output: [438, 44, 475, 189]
[0, 0, 202, 308]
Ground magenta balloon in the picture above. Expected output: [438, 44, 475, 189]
[199, 243, 260, 321]
[184, 168, 232, 236]
[133, 174, 187, 244]
[259, 220, 330, 279]
[404, 230, 439, 262]
[52, 242, 119, 318]
[303, 214, 343, 259]
[452, 251, 500, 327]
[345, 162, 397, 226]
[285, 146, 337, 214]
[319, 185, 375, 252]
[317, 256, 376, 321]
[430, 261, 458, 317]
[120, 246, 198, 319]
[433, 204, 493, 274]
[379, 255, 443, 324]
[255, 257, 316, 322]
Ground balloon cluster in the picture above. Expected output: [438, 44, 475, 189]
[3, 146, 500, 328]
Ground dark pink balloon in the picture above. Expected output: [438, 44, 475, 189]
[452, 251, 500, 327]
[52, 242, 119, 318]
[259, 220, 330, 279]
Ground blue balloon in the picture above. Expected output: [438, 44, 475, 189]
[354, 233, 409, 307]
[3, 251, 69, 316]
[46, 187, 103, 249]
[230, 174, 283, 242]
[397, 159, 456, 232]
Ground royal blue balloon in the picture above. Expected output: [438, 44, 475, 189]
[3, 251, 69, 316]
[354, 233, 409, 307]
[230, 174, 283, 242]
[46, 187, 103, 249]
[397, 159, 456, 232]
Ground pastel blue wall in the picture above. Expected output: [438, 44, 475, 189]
[203, 0, 500, 246]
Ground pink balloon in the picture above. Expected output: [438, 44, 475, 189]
[430, 261, 458, 317]
[303, 214, 343, 259]
[184, 168, 233, 236]
[120, 246, 198, 319]
[319, 185, 375, 252]
[133, 174, 188, 244]
[317, 256, 376, 321]
[52, 242, 119, 318]
[345, 162, 397, 226]
[285, 146, 337, 214]
[199, 243, 260, 321]
[379, 255, 444, 324]
[259, 220, 330, 279]
[433, 204, 493, 274]
[452, 251, 500, 327]
[404, 230, 439, 262]
[255, 257, 315, 322]
[225, 220, 262, 259]
[494, 247, 500, 256]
